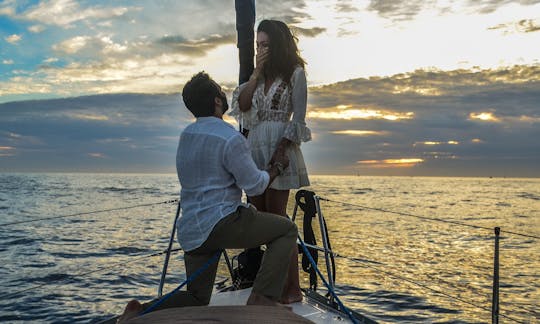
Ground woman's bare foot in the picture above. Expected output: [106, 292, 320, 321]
[116, 299, 143, 323]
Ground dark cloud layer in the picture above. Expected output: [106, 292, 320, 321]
[368, 0, 540, 21]
[1, 65, 539, 176]
[0, 93, 191, 172]
[305, 65, 540, 176]
[156, 33, 237, 57]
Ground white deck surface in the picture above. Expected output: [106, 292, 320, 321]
[209, 288, 353, 323]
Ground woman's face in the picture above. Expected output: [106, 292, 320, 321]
[256, 31, 270, 53]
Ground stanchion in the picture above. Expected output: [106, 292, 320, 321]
[492, 227, 500, 324]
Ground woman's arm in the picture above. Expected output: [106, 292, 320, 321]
[238, 48, 268, 112]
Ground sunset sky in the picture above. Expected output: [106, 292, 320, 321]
[1, 0, 539, 176]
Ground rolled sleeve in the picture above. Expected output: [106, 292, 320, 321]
[224, 133, 269, 196]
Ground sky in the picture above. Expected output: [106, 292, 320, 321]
[0, 0, 539, 177]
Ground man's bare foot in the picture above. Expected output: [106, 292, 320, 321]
[247, 292, 292, 310]
[280, 288, 303, 304]
[117, 299, 143, 323]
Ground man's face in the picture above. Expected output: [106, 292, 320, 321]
[219, 91, 228, 113]
[212, 81, 228, 113]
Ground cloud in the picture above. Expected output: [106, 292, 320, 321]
[367, 0, 432, 21]
[308, 105, 414, 120]
[301, 64, 540, 175]
[256, 0, 311, 24]
[0, 93, 192, 172]
[5, 34, 21, 44]
[335, 2, 360, 13]
[21, 0, 132, 28]
[518, 18, 540, 32]
[53, 36, 91, 54]
[0, 0, 15, 16]
[469, 112, 500, 122]
[2, 60, 14, 65]
[88, 152, 106, 158]
[53, 35, 128, 55]
[357, 158, 424, 168]
[156, 33, 236, 57]
[43, 57, 59, 63]
[0, 145, 15, 157]
[331, 130, 389, 136]
[291, 26, 326, 37]
[68, 113, 110, 121]
[28, 25, 46, 33]
[488, 18, 540, 34]
[1, 65, 539, 175]
[466, 0, 540, 14]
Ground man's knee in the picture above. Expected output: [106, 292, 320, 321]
[286, 221, 298, 241]
[187, 286, 213, 306]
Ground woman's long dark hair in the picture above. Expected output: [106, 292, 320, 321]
[257, 20, 306, 83]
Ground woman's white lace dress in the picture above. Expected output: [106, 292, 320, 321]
[231, 66, 311, 190]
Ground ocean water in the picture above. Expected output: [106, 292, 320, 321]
[0, 173, 538, 323]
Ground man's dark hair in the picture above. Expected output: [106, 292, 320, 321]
[182, 72, 220, 117]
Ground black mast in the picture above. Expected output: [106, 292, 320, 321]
[235, 0, 256, 84]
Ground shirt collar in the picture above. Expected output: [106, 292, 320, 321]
[196, 116, 221, 123]
[195, 116, 233, 129]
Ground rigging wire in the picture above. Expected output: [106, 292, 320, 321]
[302, 242, 536, 320]
[0, 248, 183, 300]
[337, 254, 536, 320]
[338, 253, 529, 324]
[0, 199, 179, 227]
[320, 197, 539, 240]
[0, 196, 535, 321]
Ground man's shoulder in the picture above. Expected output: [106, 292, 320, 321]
[182, 118, 242, 141]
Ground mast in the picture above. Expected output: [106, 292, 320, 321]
[235, 0, 256, 84]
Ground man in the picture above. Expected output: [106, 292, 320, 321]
[118, 72, 297, 322]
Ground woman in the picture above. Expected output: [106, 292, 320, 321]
[231, 19, 311, 304]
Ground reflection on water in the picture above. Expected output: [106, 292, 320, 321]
[0, 174, 538, 323]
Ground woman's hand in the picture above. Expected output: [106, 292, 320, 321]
[253, 47, 269, 78]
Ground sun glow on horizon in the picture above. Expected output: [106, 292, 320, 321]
[88, 153, 106, 158]
[332, 130, 389, 136]
[308, 106, 414, 120]
[469, 112, 499, 122]
[357, 158, 424, 168]
[69, 113, 110, 121]
[414, 140, 460, 146]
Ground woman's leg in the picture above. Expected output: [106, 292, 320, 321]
[265, 188, 303, 303]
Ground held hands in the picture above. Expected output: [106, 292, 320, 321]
[271, 148, 289, 175]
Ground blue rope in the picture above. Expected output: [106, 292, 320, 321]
[139, 250, 222, 315]
[298, 237, 359, 324]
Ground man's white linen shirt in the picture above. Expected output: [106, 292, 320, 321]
[176, 117, 269, 252]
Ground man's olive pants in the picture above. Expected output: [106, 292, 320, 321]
[154, 205, 298, 310]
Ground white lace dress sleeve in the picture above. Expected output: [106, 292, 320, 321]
[283, 67, 312, 144]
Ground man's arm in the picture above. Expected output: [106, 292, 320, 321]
[224, 134, 288, 196]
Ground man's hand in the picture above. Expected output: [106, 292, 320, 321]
[266, 150, 289, 186]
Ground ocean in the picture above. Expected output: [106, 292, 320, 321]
[0, 173, 538, 323]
